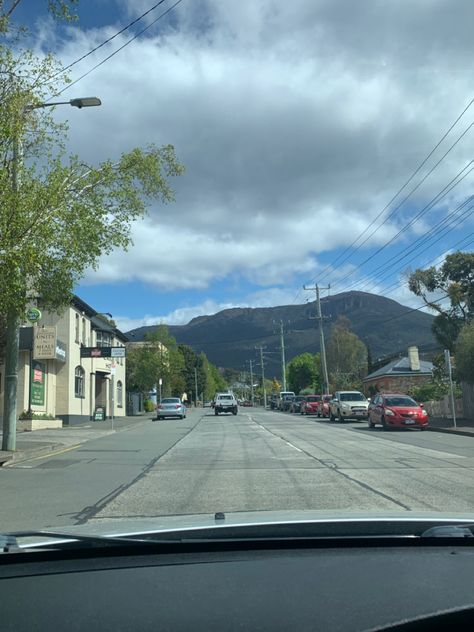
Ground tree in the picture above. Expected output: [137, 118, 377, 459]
[287, 353, 321, 394]
[455, 321, 474, 384]
[326, 317, 367, 390]
[0, 15, 184, 449]
[271, 378, 281, 393]
[408, 252, 474, 350]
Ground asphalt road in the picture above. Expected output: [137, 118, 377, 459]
[3, 407, 474, 531]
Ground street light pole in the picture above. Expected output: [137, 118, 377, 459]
[194, 367, 199, 407]
[1, 96, 101, 452]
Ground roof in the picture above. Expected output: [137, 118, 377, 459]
[72, 295, 129, 343]
[363, 356, 433, 382]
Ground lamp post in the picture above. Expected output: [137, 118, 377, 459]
[2, 96, 101, 452]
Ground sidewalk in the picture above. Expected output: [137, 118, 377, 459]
[428, 416, 474, 438]
[0, 413, 152, 466]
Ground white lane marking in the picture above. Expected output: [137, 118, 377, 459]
[251, 417, 303, 453]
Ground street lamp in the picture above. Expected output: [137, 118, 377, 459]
[2, 96, 102, 453]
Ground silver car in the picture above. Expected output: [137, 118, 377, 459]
[156, 397, 187, 420]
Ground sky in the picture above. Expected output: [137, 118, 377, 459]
[13, 0, 474, 331]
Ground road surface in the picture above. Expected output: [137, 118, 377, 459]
[2, 408, 474, 531]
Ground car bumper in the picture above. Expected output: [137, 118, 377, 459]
[387, 417, 429, 428]
[340, 409, 368, 419]
[157, 409, 185, 418]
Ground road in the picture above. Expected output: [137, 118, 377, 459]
[2, 407, 474, 531]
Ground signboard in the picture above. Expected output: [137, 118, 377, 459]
[55, 340, 67, 363]
[31, 360, 45, 406]
[94, 406, 105, 422]
[26, 307, 42, 324]
[81, 346, 126, 358]
[33, 326, 57, 360]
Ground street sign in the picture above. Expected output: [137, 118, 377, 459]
[159, 378, 163, 385]
[80, 346, 126, 358]
[26, 307, 42, 323]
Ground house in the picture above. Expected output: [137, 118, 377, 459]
[363, 346, 433, 395]
[0, 296, 128, 426]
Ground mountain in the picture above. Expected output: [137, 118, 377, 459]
[125, 291, 437, 373]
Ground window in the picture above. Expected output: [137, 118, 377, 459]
[96, 330, 112, 347]
[117, 380, 123, 408]
[75, 313, 80, 344]
[82, 318, 86, 345]
[74, 366, 85, 398]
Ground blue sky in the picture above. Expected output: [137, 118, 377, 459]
[14, 0, 474, 330]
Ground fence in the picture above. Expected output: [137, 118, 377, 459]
[424, 396, 463, 420]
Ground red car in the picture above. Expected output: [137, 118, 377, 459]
[301, 395, 321, 415]
[316, 395, 333, 418]
[368, 393, 429, 431]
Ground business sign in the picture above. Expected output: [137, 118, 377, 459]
[26, 307, 42, 324]
[33, 326, 57, 360]
[55, 340, 67, 363]
[80, 346, 126, 359]
[31, 360, 45, 406]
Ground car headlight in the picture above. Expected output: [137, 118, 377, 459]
[385, 409, 395, 416]
[421, 409, 428, 416]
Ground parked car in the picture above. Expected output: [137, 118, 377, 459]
[368, 393, 429, 431]
[242, 400, 253, 407]
[277, 391, 296, 410]
[317, 395, 333, 418]
[301, 394, 321, 415]
[156, 397, 186, 420]
[269, 395, 279, 410]
[290, 396, 306, 413]
[281, 395, 295, 412]
[329, 391, 369, 421]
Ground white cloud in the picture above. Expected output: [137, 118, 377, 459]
[35, 0, 474, 294]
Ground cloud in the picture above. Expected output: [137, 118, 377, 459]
[36, 0, 474, 294]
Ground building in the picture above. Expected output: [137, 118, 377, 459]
[0, 296, 128, 426]
[363, 346, 433, 395]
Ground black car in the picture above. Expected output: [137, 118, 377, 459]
[290, 396, 306, 413]
[282, 395, 295, 412]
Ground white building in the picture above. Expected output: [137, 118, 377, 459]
[0, 296, 128, 426]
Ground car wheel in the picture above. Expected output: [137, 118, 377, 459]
[215, 411, 218, 416]
[368, 415, 375, 429]
[381, 416, 389, 431]
[329, 410, 335, 421]
[336, 409, 343, 422]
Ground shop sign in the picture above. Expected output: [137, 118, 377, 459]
[33, 326, 57, 360]
[31, 360, 45, 406]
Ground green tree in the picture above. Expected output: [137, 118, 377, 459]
[287, 352, 321, 394]
[455, 321, 474, 384]
[408, 251, 474, 350]
[0, 18, 183, 449]
[326, 316, 367, 390]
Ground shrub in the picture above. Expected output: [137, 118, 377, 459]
[143, 399, 155, 413]
[19, 411, 55, 420]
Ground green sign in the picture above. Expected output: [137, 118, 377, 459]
[31, 361, 45, 406]
[26, 307, 42, 323]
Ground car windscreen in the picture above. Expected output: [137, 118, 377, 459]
[384, 396, 418, 407]
[162, 398, 180, 404]
[339, 393, 366, 401]
[218, 395, 234, 400]
[306, 396, 321, 402]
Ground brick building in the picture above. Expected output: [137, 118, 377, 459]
[363, 346, 433, 395]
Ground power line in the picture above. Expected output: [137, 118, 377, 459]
[53, 0, 184, 97]
[49, 0, 171, 81]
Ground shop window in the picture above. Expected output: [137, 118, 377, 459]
[96, 330, 112, 347]
[74, 366, 85, 398]
[117, 380, 123, 408]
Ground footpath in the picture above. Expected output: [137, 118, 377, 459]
[428, 416, 474, 438]
[0, 414, 153, 466]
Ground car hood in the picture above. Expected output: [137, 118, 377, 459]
[16, 510, 474, 543]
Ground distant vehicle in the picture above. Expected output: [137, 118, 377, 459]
[317, 395, 333, 418]
[269, 394, 279, 410]
[368, 393, 429, 431]
[301, 395, 321, 415]
[242, 400, 253, 407]
[290, 396, 306, 413]
[329, 391, 369, 422]
[203, 401, 212, 408]
[156, 397, 186, 420]
[281, 395, 295, 412]
[214, 393, 238, 416]
[278, 391, 295, 411]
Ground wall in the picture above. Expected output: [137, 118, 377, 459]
[364, 374, 432, 394]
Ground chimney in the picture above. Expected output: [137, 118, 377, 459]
[408, 346, 420, 371]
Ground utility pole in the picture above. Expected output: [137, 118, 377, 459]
[255, 346, 267, 408]
[249, 359, 254, 405]
[444, 349, 457, 429]
[194, 367, 199, 407]
[279, 320, 287, 391]
[304, 284, 330, 396]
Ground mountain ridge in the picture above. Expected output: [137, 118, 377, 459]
[126, 291, 437, 372]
